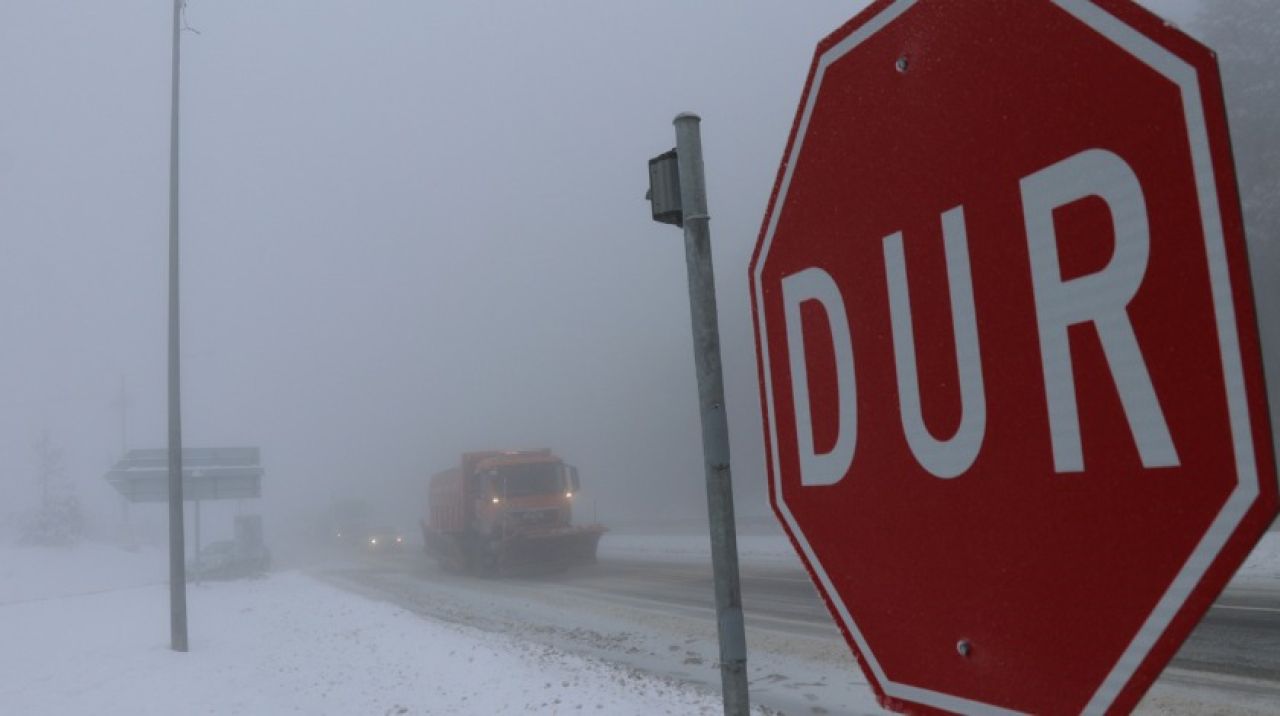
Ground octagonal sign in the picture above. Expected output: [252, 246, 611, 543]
[748, 1, 1278, 714]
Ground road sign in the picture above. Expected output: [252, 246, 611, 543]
[748, 1, 1278, 713]
[105, 447, 262, 502]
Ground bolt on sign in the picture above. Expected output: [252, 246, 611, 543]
[748, 1, 1278, 713]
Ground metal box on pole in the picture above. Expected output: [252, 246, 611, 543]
[647, 149, 684, 227]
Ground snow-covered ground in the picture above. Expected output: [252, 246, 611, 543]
[1, 529, 1275, 715]
[599, 532, 799, 567]
[0, 544, 764, 715]
[1234, 529, 1280, 587]
[0, 542, 165, 605]
[593, 529, 1280, 715]
[601, 529, 1280, 586]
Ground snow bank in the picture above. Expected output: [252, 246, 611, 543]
[599, 532, 800, 567]
[602, 529, 1280, 585]
[0, 545, 752, 715]
[0, 542, 165, 604]
[1234, 530, 1280, 586]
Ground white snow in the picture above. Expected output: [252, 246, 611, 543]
[599, 531, 800, 567]
[1234, 529, 1280, 586]
[0, 544, 760, 715]
[601, 529, 1280, 585]
[0, 542, 164, 605]
[1, 529, 1274, 715]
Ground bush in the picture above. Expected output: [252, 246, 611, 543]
[19, 494, 85, 547]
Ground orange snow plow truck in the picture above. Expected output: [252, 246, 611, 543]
[422, 450, 605, 574]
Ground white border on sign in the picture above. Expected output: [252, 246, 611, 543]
[749, 1, 1259, 714]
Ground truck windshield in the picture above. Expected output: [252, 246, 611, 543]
[497, 463, 564, 497]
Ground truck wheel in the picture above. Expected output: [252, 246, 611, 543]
[477, 540, 500, 577]
[465, 535, 500, 577]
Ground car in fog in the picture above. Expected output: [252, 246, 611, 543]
[326, 498, 375, 545]
[332, 525, 365, 544]
[187, 540, 271, 580]
[361, 526, 405, 552]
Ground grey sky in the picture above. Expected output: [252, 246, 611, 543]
[0, 0, 1212, 535]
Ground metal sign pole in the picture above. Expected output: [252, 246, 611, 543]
[193, 499, 202, 584]
[166, 0, 189, 653]
[672, 112, 750, 716]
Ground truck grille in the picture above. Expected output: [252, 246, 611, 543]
[513, 508, 559, 526]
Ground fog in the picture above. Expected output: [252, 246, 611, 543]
[0, 0, 1250, 549]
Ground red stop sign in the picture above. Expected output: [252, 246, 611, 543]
[748, 1, 1278, 713]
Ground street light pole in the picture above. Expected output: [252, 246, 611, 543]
[166, 0, 189, 654]
[118, 375, 128, 454]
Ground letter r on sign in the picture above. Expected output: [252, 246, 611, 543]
[1021, 148, 1179, 473]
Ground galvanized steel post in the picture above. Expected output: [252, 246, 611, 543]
[673, 112, 750, 716]
[193, 499, 202, 584]
[167, 0, 189, 653]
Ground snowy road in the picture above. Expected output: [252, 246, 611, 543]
[1171, 585, 1280, 683]
[549, 559, 1280, 686]
[312, 544, 1280, 715]
[314, 553, 880, 715]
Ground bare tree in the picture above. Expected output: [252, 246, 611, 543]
[32, 430, 63, 511]
[22, 431, 83, 546]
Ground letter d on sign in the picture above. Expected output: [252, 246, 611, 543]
[782, 268, 857, 486]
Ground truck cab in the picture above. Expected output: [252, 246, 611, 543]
[472, 452, 580, 538]
[423, 449, 602, 574]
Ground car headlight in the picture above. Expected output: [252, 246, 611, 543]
[370, 538, 378, 545]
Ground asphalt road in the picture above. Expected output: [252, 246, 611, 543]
[316, 549, 1280, 714]
[577, 559, 1280, 682]
[1173, 585, 1280, 682]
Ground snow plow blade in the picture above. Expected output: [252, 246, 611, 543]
[497, 525, 605, 574]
